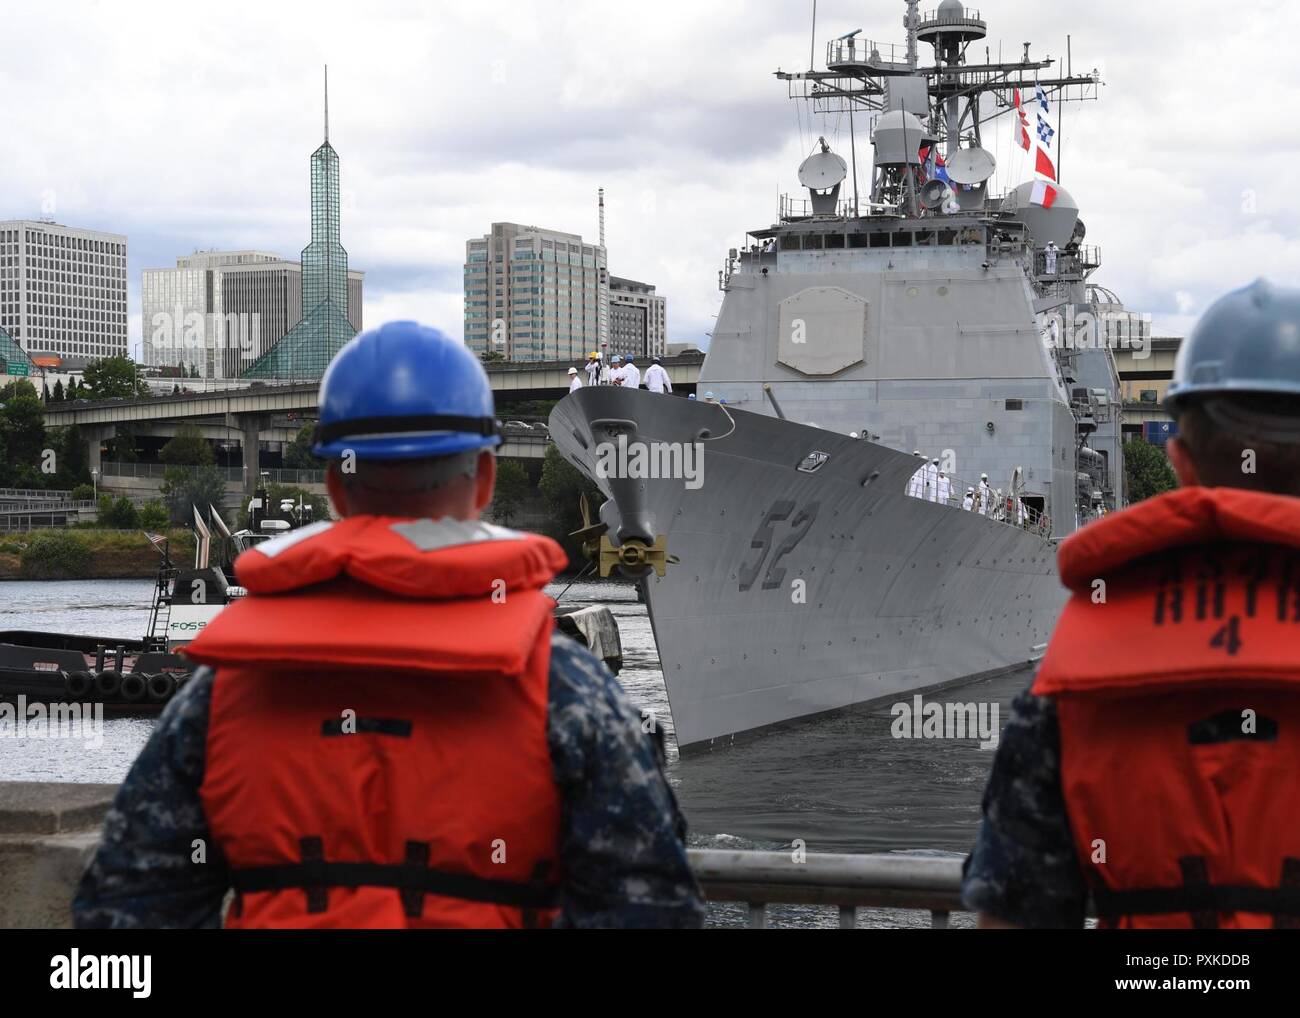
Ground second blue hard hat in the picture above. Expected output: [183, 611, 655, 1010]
[313, 321, 501, 460]
[1166, 279, 1300, 415]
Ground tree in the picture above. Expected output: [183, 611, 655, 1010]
[52, 379, 65, 402]
[160, 464, 228, 524]
[490, 459, 530, 527]
[138, 499, 170, 530]
[538, 443, 601, 560]
[160, 422, 215, 466]
[82, 355, 148, 400]
[282, 422, 322, 470]
[51, 424, 91, 489]
[0, 380, 47, 487]
[1125, 437, 1178, 504]
[66, 379, 80, 400]
[479, 351, 505, 363]
[98, 495, 139, 529]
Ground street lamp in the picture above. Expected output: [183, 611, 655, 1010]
[91, 469, 99, 502]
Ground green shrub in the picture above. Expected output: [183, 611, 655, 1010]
[70, 483, 95, 502]
[98, 496, 139, 529]
[19, 530, 92, 579]
[138, 499, 169, 530]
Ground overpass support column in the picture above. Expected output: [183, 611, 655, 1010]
[237, 414, 270, 496]
[84, 425, 115, 479]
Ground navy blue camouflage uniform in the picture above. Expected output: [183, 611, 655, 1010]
[73, 632, 705, 929]
[961, 686, 1087, 927]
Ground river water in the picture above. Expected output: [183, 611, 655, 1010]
[1, 578, 1036, 926]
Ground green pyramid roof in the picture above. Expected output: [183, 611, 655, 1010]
[241, 299, 355, 381]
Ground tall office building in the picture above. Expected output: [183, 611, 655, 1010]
[142, 251, 363, 378]
[608, 275, 667, 360]
[0, 220, 127, 365]
[243, 69, 356, 380]
[464, 222, 608, 362]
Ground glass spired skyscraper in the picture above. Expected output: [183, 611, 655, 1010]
[243, 69, 356, 380]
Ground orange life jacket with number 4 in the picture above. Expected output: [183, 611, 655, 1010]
[1033, 486, 1300, 929]
[183, 515, 570, 929]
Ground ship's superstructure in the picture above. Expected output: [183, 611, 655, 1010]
[551, 1, 1136, 751]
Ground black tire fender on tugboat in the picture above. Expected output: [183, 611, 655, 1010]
[145, 673, 175, 702]
[119, 672, 147, 702]
[66, 670, 94, 700]
[94, 669, 123, 699]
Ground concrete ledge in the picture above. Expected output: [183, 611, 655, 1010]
[0, 782, 116, 928]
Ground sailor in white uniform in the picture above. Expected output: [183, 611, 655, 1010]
[568, 367, 582, 393]
[644, 357, 672, 394]
[962, 487, 975, 511]
[622, 356, 642, 390]
[977, 474, 993, 516]
[1044, 241, 1059, 275]
[609, 355, 625, 386]
[936, 470, 952, 506]
[906, 451, 928, 499]
[924, 458, 941, 502]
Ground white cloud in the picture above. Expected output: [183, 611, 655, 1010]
[3, 0, 1297, 352]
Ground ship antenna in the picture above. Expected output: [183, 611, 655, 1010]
[809, 0, 818, 71]
[905, 0, 920, 69]
[324, 65, 329, 143]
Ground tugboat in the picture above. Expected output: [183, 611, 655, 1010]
[0, 484, 314, 712]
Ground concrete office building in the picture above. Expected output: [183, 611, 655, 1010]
[464, 222, 607, 362]
[0, 220, 128, 365]
[608, 275, 667, 360]
[142, 250, 363, 378]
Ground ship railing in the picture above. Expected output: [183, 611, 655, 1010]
[1034, 244, 1102, 278]
[904, 466, 1051, 537]
[917, 7, 985, 28]
[825, 37, 912, 73]
[779, 194, 856, 222]
[689, 849, 966, 928]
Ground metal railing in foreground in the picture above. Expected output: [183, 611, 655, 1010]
[688, 849, 965, 929]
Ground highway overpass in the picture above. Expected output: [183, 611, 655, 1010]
[42, 355, 701, 493]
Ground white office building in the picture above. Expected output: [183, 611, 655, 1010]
[0, 219, 128, 364]
[464, 222, 608, 362]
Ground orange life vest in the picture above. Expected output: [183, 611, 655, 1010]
[1033, 487, 1300, 928]
[183, 516, 570, 929]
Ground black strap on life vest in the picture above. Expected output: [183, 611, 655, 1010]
[1092, 856, 1300, 929]
[230, 837, 560, 917]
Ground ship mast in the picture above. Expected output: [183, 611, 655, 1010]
[776, 0, 1101, 215]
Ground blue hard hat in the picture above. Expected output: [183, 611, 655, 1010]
[313, 321, 500, 460]
[1166, 279, 1300, 415]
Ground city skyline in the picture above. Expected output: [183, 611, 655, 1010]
[1, 0, 1296, 360]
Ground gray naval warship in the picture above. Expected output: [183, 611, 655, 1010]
[550, 1, 1144, 752]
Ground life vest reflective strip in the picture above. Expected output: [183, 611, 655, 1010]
[185, 517, 570, 929]
[1033, 487, 1300, 929]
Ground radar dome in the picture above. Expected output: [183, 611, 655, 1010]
[871, 110, 925, 165]
[939, 0, 964, 15]
[1005, 181, 1080, 249]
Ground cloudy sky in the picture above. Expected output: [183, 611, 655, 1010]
[3, 0, 1296, 357]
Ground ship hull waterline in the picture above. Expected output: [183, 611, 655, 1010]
[550, 386, 1069, 754]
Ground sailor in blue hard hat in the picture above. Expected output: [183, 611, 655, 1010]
[313, 321, 503, 515]
[1164, 278, 1300, 495]
[71, 320, 707, 932]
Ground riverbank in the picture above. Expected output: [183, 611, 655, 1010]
[0, 529, 195, 581]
